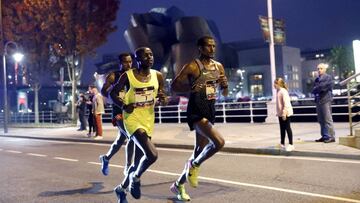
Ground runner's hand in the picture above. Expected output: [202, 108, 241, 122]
[123, 103, 135, 114]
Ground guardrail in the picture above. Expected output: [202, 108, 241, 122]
[0, 96, 357, 126]
[154, 96, 357, 124]
[0, 111, 71, 124]
[154, 100, 268, 124]
[340, 73, 360, 136]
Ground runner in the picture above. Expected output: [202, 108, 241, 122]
[99, 53, 135, 176]
[170, 36, 228, 201]
[110, 47, 167, 202]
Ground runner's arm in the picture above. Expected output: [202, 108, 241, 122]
[218, 63, 229, 97]
[171, 63, 195, 93]
[101, 72, 116, 98]
[156, 71, 168, 105]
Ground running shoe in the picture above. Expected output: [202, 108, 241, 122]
[186, 160, 200, 188]
[99, 155, 109, 176]
[170, 182, 191, 201]
[114, 185, 128, 203]
[129, 172, 141, 199]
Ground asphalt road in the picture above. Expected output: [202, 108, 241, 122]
[0, 136, 360, 203]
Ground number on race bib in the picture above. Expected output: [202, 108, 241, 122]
[134, 86, 155, 107]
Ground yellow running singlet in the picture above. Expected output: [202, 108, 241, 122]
[123, 69, 158, 137]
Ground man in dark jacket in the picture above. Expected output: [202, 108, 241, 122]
[76, 93, 87, 131]
[312, 63, 335, 143]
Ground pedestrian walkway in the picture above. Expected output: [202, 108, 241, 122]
[1, 122, 359, 160]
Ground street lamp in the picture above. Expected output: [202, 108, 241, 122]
[2, 41, 24, 133]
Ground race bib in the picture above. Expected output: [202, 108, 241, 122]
[206, 80, 217, 100]
[134, 86, 155, 107]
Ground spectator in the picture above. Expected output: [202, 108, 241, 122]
[274, 78, 294, 151]
[312, 63, 335, 143]
[76, 93, 87, 131]
[86, 88, 96, 137]
[91, 85, 105, 140]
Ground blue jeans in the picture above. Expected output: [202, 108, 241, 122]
[316, 101, 335, 139]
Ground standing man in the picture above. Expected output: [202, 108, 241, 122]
[170, 36, 228, 201]
[86, 87, 96, 137]
[99, 53, 135, 176]
[76, 93, 87, 131]
[110, 47, 167, 202]
[91, 85, 105, 140]
[313, 63, 335, 143]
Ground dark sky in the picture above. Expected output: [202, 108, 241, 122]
[82, 0, 360, 84]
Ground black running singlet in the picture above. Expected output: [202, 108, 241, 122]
[186, 59, 221, 131]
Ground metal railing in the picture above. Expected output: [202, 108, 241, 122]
[340, 72, 360, 136]
[155, 100, 268, 124]
[0, 111, 70, 125]
[0, 96, 355, 126]
[154, 97, 354, 124]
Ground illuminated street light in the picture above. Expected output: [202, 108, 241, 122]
[2, 41, 24, 133]
[13, 52, 24, 62]
[353, 40, 360, 76]
[162, 66, 168, 73]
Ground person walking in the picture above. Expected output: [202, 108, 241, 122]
[274, 78, 294, 151]
[99, 53, 135, 176]
[110, 47, 167, 202]
[170, 36, 228, 201]
[312, 63, 336, 143]
[91, 85, 105, 140]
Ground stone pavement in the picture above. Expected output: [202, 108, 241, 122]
[1, 122, 359, 160]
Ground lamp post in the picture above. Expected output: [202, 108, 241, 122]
[267, 0, 276, 100]
[2, 41, 24, 133]
[265, 0, 278, 123]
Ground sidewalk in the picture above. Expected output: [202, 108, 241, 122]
[1, 122, 360, 160]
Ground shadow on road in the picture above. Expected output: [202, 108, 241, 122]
[38, 182, 112, 197]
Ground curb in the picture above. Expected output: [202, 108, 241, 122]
[2, 134, 360, 161]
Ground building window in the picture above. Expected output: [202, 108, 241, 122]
[249, 73, 264, 97]
[310, 71, 317, 78]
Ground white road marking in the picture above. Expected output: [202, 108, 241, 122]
[26, 153, 47, 157]
[53, 157, 78, 162]
[5, 150, 22, 154]
[2, 137, 360, 164]
[88, 162, 121, 169]
[158, 147, 360, 164]
[1, 137, 359, 202]
[87, 161, 360, 203]
[198, 176, 360, 203]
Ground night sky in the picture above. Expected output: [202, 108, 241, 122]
[82, 0, 360, 84]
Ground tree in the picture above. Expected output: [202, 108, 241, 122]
[327, 46, 355, 80]
[2, 0, 120, 123]
[48, 0, 120, 122]
[2, 0, 51, 123]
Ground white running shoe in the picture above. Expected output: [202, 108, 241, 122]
[286, 144, 295, 152]
[94, 136, 103, 140]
